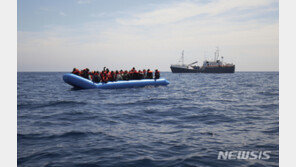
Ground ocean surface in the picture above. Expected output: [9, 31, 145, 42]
[18, 72, 279, 167]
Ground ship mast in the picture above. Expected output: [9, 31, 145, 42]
[214, 47, 219, 61]
[181, 50, 184, 66]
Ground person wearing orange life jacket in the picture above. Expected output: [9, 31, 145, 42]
[89, 71, 94, 80]
[133, 69, 139, 79]
[131, 67, 135, 72]
[92, 71, 100, 83]
[131, 67, 138, 79]
[108, 71, 115, 81]
[104, 75, 109, 83]
[146, 69, 153, 79]
[81, 68, 90, 79]
[112, 71, 116, 81]
[128, 69, 134, 80]
[100, 71, 104, 80]
[72, 68, 80, 75]
[81, 69, 85, 78]
[100, 71, 107, 83]
[154, 69, 160, 80]
[105, 68, 109, 75]
[103, 69, 109, 82]
[138, 70, 144, 79]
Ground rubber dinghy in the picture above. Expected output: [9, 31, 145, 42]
[63, 73, 170, 89]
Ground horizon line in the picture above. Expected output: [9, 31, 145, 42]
[17, 70, 279, 72]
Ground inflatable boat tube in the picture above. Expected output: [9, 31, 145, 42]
[63, 73, 170, 89]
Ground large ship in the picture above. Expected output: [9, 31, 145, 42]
[170, 48, 235, 73]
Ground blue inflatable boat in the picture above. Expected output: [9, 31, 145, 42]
[63, 73, 170, 89]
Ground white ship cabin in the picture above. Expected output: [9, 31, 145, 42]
[202, 59, 233, 67]
[202, 48, 233, 67]
[202, 60, 222, 67]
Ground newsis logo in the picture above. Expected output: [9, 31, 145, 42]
[217, 151, 271, 160]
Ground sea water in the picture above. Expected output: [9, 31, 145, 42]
[18, 72, 279, 167]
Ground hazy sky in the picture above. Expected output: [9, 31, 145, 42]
[18, 0, 278, 71]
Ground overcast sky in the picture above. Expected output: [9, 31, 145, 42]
[18, 0, 278, 72]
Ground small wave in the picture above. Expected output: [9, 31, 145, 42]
[18, 131, 99, 140]
[71, 162, 101, 167]
[104, 97, 172, 107]
[262, 127, 279, 135]
[258, 91, 279, 96]
[80, 147, 116, 156]
[119, 157, 156, 167]
[162, 106, 202, 116]
[200, 131, 215, 136]
[159, 129, 183, 134]
[255, 103, 278, 110]
[214, 99, 238, 103]
[181, 113, 235, 125]
[18, 151, 62, 165]
[18, 100, 87, 110]
[245, 115, 263, 120]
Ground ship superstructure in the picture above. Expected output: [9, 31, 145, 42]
[170, 50, 200, 73]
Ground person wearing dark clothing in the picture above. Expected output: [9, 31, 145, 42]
[128, 69, 134, 80]
[138, 70, 144, 79]
[146, 69, 153, 79]
[134, 70, 139, 79]
[100, 71, 107, 83]
[109, 71, 115, 81]
[115, 70, 120, 81]
[143, 69, 147, 79]
[154, 69, 160, 80]
[123, 70, 129, 80]
[92, 71, 100, 83]
[81, 68, 90, 79]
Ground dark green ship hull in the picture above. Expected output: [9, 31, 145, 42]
[170, 65, 235, 73]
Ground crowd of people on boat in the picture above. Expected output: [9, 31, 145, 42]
[72, 67, 160, 83]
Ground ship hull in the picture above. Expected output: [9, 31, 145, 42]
[200, 66, 235, 73]
[170, 66, 235, 73]
[170, 66, 199, 73]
